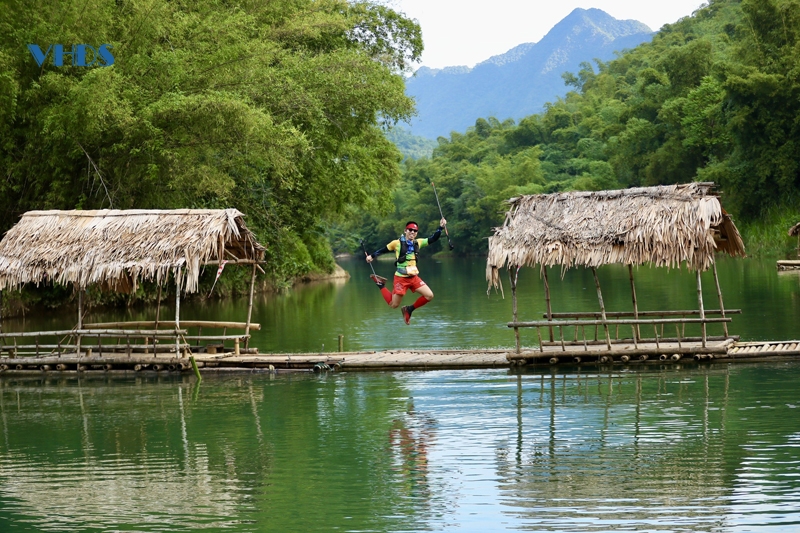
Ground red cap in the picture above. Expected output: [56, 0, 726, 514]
[405, 222, 419, 231]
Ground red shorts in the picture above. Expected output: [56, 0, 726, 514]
[393, 275, 427, 296]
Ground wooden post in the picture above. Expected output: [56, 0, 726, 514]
[697, 269, 707, 348]
[509, 266, 520, 354]
[711, 261, 728, 337]
[175, 266, 182, 357]
[338, 335, 344, 352]
[591, 267, 612, 350]
[244, 263, 257, 349]
[154, 283, 162, 354]
[542, 266, 554, 342]
[76, 287, 84, 356]
[155, 284, 162, 327]
[628, 265, 640, 342]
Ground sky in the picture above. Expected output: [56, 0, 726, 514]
[388, 0, 708, 69]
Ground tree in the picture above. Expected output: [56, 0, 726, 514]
[0, 0, 422, 282]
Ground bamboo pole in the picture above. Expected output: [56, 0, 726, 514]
[175, 265, 182, 357]
[153, 284, 162, 355]
[711, 261, 728, 337]
[628, 265, 640, 342]
[538, 334, 732, 346]
[84, 320, 261, 330]
[0, 329, 187, 338]
[506, 344, 730, 360]
[509, 317, 731, 327]
[542, 266, 554, 342]
[697, 270, 707, 348]
[245, 263, 257, 349]
[591, 267, 612, 350]
[190, 356, 202, 382]
[76, 288, 84, 356]
[541, 309, 739, 318]
[155, 284, 162, 327]
[509, 266, 520, 354]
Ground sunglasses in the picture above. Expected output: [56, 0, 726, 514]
[406, 228, 418, 233]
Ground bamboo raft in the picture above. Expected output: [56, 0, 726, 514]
[2, 340, 800, 374]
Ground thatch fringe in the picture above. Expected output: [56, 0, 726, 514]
[0, 209, 265, 293]
[486, 183, 745, 288]
[788, 222, 800, 236]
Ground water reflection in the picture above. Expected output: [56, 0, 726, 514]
[1, 365, 799, 532]
[388, 401, 436, 505]
[493, 366, 800, 531]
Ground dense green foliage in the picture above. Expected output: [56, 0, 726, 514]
[384, 126, 437, 160]
[0, 0, 421, 284]
[360, 0, 800, 256]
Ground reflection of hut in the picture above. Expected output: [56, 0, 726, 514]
[487, 183, 746, 362]
[777, 223, 800, 270]
[0, 209, 265, 361]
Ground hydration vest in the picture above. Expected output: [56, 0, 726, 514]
[395, 235, 417, 265]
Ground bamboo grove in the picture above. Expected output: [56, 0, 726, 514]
[0, 0, 422, 290]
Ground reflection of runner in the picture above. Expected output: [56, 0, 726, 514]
[365, 218, 447, 325]
[388, 403, 436, 499]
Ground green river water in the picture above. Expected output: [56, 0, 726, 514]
[1, 256, 799, 531]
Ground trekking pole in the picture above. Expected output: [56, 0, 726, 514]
[360, 239, 378, 277]
[431, 181, 454, 249]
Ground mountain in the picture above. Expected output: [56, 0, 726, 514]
[404, 8, 653, 139]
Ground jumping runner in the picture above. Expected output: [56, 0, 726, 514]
[365, 218, 447, 324]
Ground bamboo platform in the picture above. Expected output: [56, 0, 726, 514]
[2, 340, 800, 374]
[776, 260, 800, 270]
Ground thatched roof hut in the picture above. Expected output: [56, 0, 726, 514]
[788, 222, 800, 237]
[487, 183, 744, 288]
[0, 209, 265, 293]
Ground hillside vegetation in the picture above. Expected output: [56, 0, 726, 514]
[355, 0, 800, 257]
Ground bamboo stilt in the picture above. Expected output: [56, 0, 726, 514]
[628, 265, 640, 342]
[697, 270, 707, 348]
[76, 288, 84, 356]
[712, 261, 728, 337]
[509, 267, 520, 354]
[155, 284, 162, 327]
[154, 283, 162, 355]
[591, 267, 612, 350]
[245, 263, 257, 349]
[175, 266, 182, 357]
[543, 267, 554, 342]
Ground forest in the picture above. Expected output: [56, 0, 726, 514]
[351, 0, 800, 258]
[0, 0, 420, 293]
[2, 0, 800, 311]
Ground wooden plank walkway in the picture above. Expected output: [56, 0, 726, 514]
[192, 349, 511, 370]
[2, 340, 800, 373]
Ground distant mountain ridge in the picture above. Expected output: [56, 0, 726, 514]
[405, 8, 653, 139]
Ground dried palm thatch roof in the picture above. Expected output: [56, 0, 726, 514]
[788, 222, 800, 236]
[487, 183, 745, 288]
[0, 209, 265, 293]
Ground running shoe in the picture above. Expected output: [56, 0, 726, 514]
[401, 305, 413, 325]
[369, 274, 387, 287]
